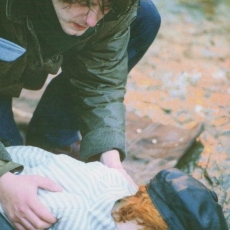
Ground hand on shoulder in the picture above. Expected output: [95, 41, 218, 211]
[0, 172, 62, 230]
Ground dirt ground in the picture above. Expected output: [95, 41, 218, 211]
[13, 0, 230, 186]
[124, 1, 230, 224]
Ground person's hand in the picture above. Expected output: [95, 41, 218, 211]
[0, 172, 63, 230]
[100, 150, 138, 189]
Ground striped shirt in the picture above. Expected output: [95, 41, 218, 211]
[0, 146, 137, 230]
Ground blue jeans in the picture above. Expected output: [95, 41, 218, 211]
[0, 0, 161, 148]
[0, 98, 23, 146]
[0, 213, 14, 230]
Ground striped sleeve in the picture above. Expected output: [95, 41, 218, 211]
[3, 146, 137, 230]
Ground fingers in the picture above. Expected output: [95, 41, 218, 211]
[6, 198, 56, 230]
[15, 221, 53, 230]
[9, 209, 53, 230]
[14, 222, 29, 230]
[33, 175, 63, 192]
[26, 206, 54, 229]
[28, 175, 61, 224]
[30, 196, 57, 225]
[13, 215, 51, 230]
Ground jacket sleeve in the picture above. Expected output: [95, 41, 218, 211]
[0, 142, 23, 177]
[62, 9, 137, 162]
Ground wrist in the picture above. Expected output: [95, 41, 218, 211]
[100, 150, 123, 169]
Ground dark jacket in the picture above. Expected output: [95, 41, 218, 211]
[0, 0, 137, 176]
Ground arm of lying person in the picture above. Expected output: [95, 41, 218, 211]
[100, 150, 138, 189]
[0, 143, 63, 230]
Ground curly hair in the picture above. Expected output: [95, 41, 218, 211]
[61, 0, 137, 16]
[112, 186, 168, 230]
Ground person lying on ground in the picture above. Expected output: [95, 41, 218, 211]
[0, 145, 228, 230]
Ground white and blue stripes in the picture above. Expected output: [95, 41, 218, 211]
[0, 146, 137, 230]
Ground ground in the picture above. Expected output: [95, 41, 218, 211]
[13, 0, 230, 225]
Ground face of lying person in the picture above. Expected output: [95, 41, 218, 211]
[115, 221, 141, 230]
[112, 200, 142, 230]
[52, 0, 110, 36]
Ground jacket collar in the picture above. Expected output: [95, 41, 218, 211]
[6, 0, 31, 21]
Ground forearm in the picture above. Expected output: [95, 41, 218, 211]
[100, 149, 123, 168]
[62, 16, 132, 162]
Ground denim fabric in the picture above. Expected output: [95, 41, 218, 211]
[128, 0, 161, 71]
[0, 37, 26, 62]
[26, 75, 80, 149]
[0, 0, 161, 148]
[0, 213, 14, 230]
[0, 98, 23, 146]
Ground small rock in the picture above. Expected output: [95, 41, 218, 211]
[152, 139, 157, 144]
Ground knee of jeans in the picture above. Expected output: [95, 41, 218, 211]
[139, 0, 161, 38]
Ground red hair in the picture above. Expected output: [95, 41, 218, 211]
[112, 186, 168, 230]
